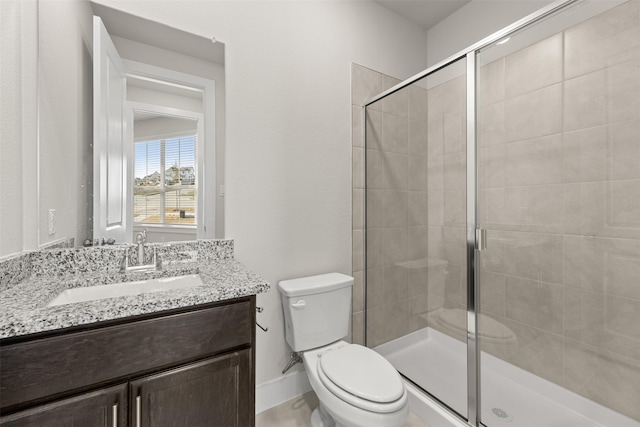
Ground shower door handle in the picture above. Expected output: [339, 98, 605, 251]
[476, 228, 487, 251]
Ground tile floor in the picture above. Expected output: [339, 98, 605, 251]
[255, 391, 431, 426]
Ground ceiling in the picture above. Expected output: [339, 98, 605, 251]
[374, 0, 472, 30]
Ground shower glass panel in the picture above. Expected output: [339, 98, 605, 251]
[477, 1, 640, 425]
[365, 57, 469, 420]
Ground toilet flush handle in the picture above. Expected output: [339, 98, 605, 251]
[291, 300, 306, 308]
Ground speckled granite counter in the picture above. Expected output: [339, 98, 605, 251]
[0, 240, 269, 339]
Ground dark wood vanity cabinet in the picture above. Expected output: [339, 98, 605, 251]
[0, 384, 127, 427]
[0, 296, 256, 427]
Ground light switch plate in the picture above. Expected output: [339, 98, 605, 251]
[48, 209, 56, 235]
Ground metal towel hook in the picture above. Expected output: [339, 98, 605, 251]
[256, 306, 268, 332]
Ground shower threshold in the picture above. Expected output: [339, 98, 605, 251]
[375, 327, 639, 427]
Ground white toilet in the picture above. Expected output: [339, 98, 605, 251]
[279, 273, 410, 427]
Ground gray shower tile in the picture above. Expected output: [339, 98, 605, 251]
[478, 101, 505, 147]
[562, 126, 608, 183]
[382, 113, 409, 154]
[427, 118, 444, 157]
[564, 287, 640, 361]
[382, 75, 408, 117]
[408, 226, 428, 262]
[501, 185, 564, 232]
[478, 58, 505, 106]
[480, 270, 506, 317]
[384, 299, 411, 342]
[353, 229, 364, 271]
[366, 148, 383, 189]
[366, 267, 384, 309]
[608, 58, 640, 124]
[506, 133, 563, 186]
[408, 191, 428, 227]
[443, 189, 465, 226]
[564, 69, 607, 131]
[383, 264, 409, 303]
[351, 64, 383, 107]
[563, 234, 640, 298]
[382, 227, 409, 267]
[408, 156, 428, 191]
[564, 181, 640, 239]
[443, 151, 465, 191]
[352, 311, 364, 346]
[505, 34, 563, 99]
[564, 0, 640, 79]
[366, 228, 383, 269]
[408, 119, 428, 157]
[381, 151, 409, 190]
[479, 144, 506, 189]
[353, 270, 364, 313]
[563, 338, 640, 421]
[608, 120, 640, 180]
[408, 84, 428, 122]
[501, 231, 563, 284]
[352, 147, 364, 189]
[428, 75, 464, 120]
[505, 275, 564, 334]
[505, 83, 562, 142]
[352, 105, 364, 147]
[443, 113, 464, 154]
[379, 190, 408, 228]
[353, 188, 364, 230]
[365, 108, 383, 151]
[427, 189, 444, 226]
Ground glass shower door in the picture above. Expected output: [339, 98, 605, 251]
[476, 1, 640, 425]
[365, 56, 470, 420]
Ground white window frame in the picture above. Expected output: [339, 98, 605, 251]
[133, 127, 199, 228]
[123, 59, 215, 239]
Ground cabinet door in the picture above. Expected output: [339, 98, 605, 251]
[131, 349, 252, 427]
[0, 383, 127, 427]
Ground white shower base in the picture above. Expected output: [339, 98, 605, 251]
[376, 327, 639, 427]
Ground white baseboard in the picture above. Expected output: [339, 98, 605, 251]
[255, 369, 312, 414]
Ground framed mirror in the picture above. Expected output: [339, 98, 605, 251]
[37, 0, 225, 248]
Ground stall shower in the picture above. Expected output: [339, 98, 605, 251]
[353, 0, 640, 425]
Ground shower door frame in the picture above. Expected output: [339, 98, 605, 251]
[362, 0, 579, 425]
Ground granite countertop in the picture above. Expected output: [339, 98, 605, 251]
[0, 242, 270, 340]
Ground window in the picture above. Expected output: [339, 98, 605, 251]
[134, 134, 197, 226]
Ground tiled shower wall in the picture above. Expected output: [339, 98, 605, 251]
[353, 0, 640, 420]
[475, 0, 640, 420]
[351, 64, 430, 347]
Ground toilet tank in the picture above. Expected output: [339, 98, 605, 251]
[278, 273, 353, 352]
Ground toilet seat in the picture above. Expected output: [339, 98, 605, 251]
[317, 344, 406, 414]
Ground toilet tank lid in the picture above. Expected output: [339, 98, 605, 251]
[278, 273, 353, 297]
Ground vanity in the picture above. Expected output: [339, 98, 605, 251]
[0, 240, 269, 427]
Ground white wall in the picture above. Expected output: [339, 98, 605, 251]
[0, 0, 38, 258]
[38, 0, 94, 248]
[93, 0, 429, 391]
[426, 0, 554, 66]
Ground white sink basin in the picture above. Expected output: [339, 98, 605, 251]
[47, 274, 203, 307]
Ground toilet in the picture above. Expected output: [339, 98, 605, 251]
[279, 273, 410, 427]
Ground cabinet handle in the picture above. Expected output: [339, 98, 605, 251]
[136, 396, 141, 427]
[112, 403, 118, 427]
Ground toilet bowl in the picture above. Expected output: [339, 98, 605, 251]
[278, 273, 410, 427]
[303, 341, 409, 427]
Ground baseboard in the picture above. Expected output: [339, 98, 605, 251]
[255, 369, 312, 414]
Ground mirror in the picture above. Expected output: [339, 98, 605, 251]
[37, 0, 225, 248]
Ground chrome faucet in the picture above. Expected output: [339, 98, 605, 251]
[119, 229, 160, 273]
[136, 230, 147, 265]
